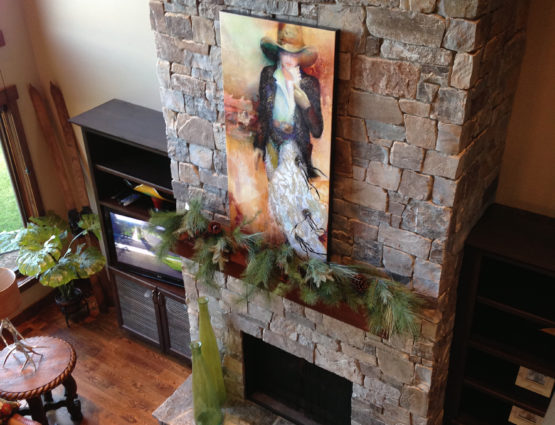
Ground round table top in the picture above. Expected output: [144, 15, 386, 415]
[0, 336, 76, 400]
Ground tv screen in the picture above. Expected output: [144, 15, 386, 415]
[109, 211, 183, 285]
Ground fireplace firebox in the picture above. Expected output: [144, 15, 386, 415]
[243, 333, 352, 425]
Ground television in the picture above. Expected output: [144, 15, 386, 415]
[106, 210, 183, 287]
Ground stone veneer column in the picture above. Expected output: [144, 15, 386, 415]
[150, 1, 529, 424]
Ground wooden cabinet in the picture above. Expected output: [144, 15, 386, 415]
[445, 204, 555, 424]
[71, 99, 191, 363]
[112, 268, 191, 359]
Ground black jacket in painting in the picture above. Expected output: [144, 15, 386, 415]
[254, 65, 324, 178]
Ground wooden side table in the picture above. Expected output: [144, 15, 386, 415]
[0, 336, 83, 425]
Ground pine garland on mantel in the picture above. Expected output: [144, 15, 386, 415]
[149, 198, 424, 337]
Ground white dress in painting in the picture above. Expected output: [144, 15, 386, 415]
[264, 65, 327, 260]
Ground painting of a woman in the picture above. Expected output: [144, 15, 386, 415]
[254, 23, 328, 259]
[221, 13, 336, 260]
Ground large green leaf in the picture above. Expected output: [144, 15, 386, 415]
[71, 246, 106, 278]
[78, 214, 102, 241]
[39, 256, 79, 287]
[30, 213, 70, 234]
[0, 231, 21, 253]
[38, 244, 105, 287]
[17, 226, 63, 276]
[18, 224, 63, 254]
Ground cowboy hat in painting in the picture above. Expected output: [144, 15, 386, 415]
[260, 23, 318, 67]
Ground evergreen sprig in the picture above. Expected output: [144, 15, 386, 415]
[365, 278, 423, 337]
[242, 245, 279, 290]
[179, 197, 209, 237]
[192, 237, 219, 287]
[147, 210, 183, 258]
[148, 203, 424, 338]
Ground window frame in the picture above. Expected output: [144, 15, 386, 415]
[0, 85, 43, 223]
[0, 85, 44, 290]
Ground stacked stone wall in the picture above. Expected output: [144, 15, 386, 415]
[183, 264, 436, 425]
[150, 1, 529, 423]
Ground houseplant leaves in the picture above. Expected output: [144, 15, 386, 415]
[0, 230, 20, 253]
[16, 225, 63, 276]
[39, 245, 105, 288]
[78, 213, 102, 241]
[4, 212, 106, 304]
[30, 213, 70, 234]
[73, 246, 106, 279]
[39, 255, 79, 287]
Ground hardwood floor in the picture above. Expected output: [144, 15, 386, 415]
[16, 300, 191, 424]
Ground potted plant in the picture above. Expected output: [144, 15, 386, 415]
[0, 212, 106, 319]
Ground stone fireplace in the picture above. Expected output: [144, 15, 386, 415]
[150, 0, 529, 423]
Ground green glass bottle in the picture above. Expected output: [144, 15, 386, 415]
[198, 297, 227, 405]
[191, 341, 223, 425]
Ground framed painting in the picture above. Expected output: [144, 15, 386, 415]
[220, 12, 337, 261]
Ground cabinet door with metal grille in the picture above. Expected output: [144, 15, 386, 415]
[115, 273, 161, 347]
[164, 295, 191, 359]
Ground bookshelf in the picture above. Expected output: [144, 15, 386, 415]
[445, 205, 555, 424]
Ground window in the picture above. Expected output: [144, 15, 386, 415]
[0, 86, 43, 269]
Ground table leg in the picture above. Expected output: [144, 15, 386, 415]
[61, 306, 70, 327]
[43, 390, 53, 402]
[27, 396, 48, 425]
[62, 374, 83, 422]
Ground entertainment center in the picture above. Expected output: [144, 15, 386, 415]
[71, 99, 191, 362]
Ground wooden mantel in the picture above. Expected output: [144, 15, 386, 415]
[172, 239, 372, 332]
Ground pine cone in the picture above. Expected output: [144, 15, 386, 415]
[352, 274, 369, 295]
[207, 221, 222, 235]
[178, 232, 192, 241]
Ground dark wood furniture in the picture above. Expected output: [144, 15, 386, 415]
[111, 267, 192, 360]
[445, 204, 555, 424]
[70, 99, 191, 362]
[0, 336, 82, 425]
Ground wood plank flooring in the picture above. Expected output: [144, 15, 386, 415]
[15, 301, 191, 424]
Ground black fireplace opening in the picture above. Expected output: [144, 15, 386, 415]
[242, 333, 352, 425]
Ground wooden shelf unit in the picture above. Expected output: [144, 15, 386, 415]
[71, 99, 190, 363]
[444, 204, 555, 424]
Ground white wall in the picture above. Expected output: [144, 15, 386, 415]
[2, 0, 161, 311]
[496, 0, 555, 218]
[0, 0, 66, 215]
[22, 0, 161, 117]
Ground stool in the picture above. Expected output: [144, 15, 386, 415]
[0, 336, 82, 425]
